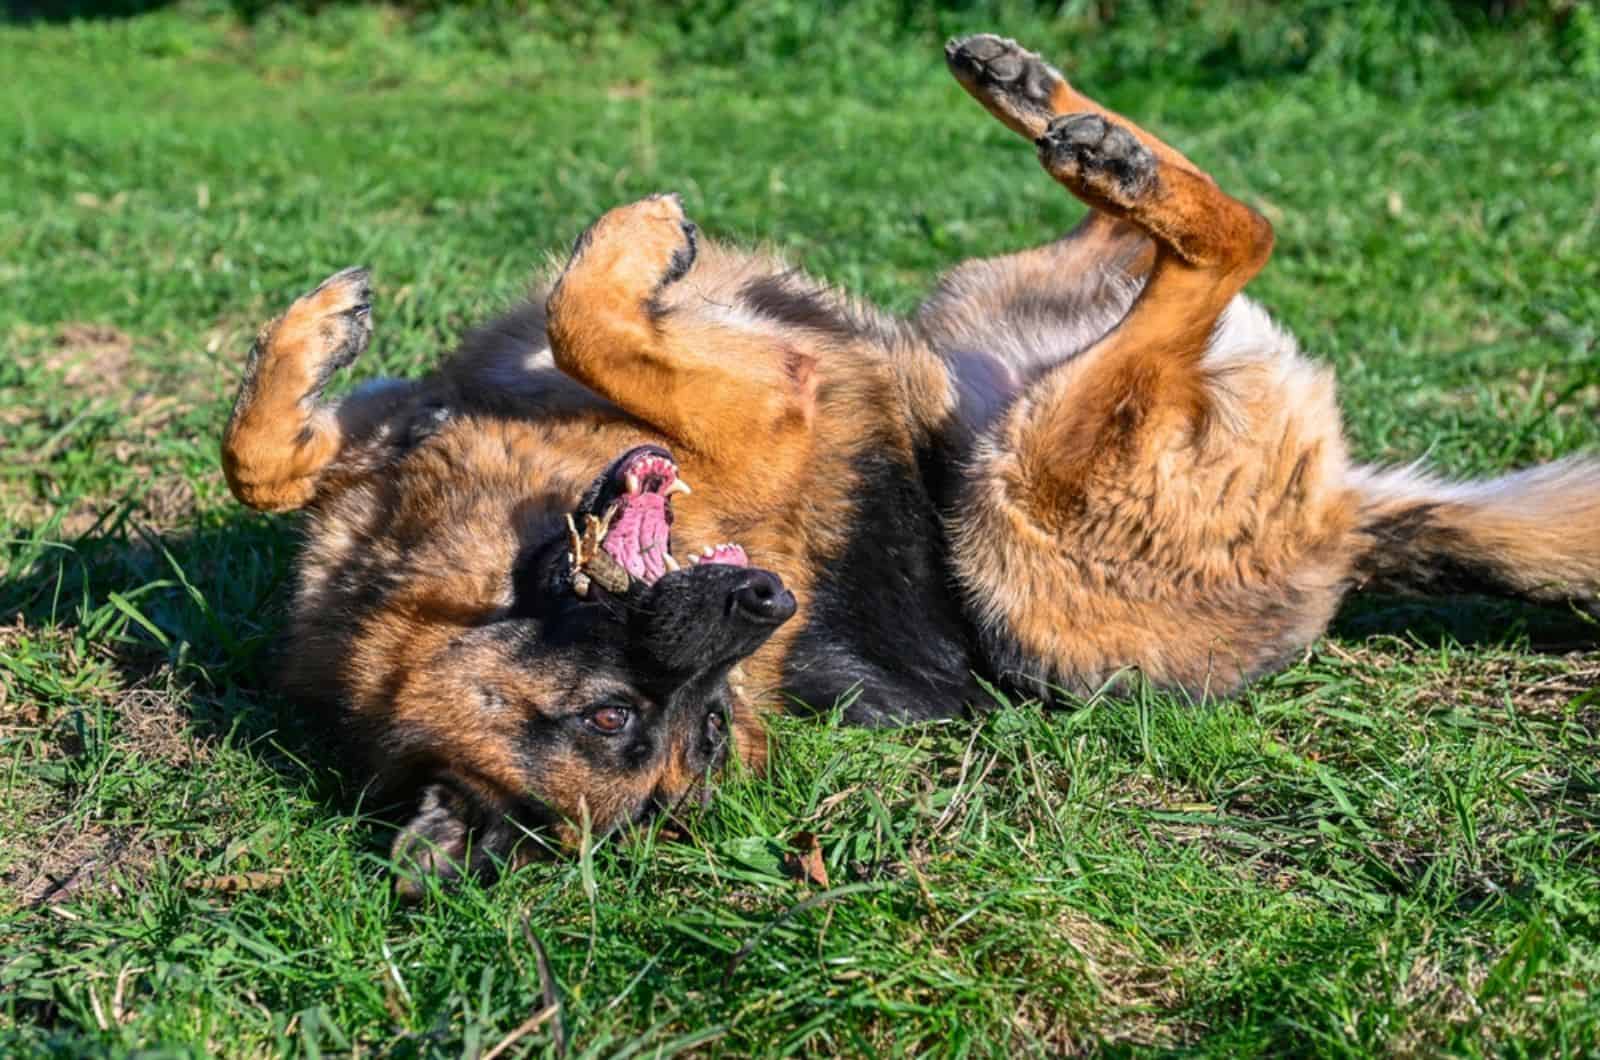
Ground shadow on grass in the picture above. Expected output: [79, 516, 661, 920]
[4, 490, 1593, 915]
[2, 0, 169, 18]
[1, 505, 348, 798]
[1332, 592, 1598, 653]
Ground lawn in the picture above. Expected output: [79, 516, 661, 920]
[2, 0, 1598, 1054]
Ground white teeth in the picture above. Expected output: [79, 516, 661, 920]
[663, 553, 680, 572]
[666, 478, 691, 496]
[624, 472, 641, 495]
[702, 545, 715, 557]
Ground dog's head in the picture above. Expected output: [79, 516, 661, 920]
[383, 445, 794, 896]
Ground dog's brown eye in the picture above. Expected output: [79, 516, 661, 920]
[586, 706, 632, 734]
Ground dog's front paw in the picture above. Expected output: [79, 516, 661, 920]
[1036, 113, 1158, 208]
[564, 193, 699, 300]
[303, 266, 373, 366]
[253, 266, 373, 396]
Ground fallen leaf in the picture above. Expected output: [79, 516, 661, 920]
[787, 830, 829, 888]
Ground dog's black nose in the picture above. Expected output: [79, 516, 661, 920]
[728, 570, 796, 625]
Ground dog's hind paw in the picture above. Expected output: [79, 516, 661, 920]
[945, 34, 1067, 138]
[1036, 113, 1158, 208]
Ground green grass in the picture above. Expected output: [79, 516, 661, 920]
[3, 1, 1599, 1054]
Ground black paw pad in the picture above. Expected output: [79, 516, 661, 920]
[1037, 113, 1157, 198]
[945, 34, 1060, 112]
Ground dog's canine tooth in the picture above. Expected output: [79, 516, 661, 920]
[664, 553, 681, 572]
[625, 472, 642, 494]
[667, 477, 691, 496]
[565, 513, 583, 556]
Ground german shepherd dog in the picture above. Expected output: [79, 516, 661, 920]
[222, 35, 1600, 892]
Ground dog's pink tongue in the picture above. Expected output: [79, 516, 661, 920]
[602, 493, 670, 582]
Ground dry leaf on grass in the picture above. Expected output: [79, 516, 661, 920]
[785, 830, 829, 888]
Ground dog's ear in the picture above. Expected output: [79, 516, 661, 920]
[390, 781, 493, 900]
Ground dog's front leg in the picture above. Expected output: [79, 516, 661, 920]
[545, 194, 817, 466]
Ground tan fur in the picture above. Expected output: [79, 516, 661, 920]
[220, 33, 1600, 882]
[1349, 458, 1600, 605]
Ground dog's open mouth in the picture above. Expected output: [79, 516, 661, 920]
[567, 446, 747, 598]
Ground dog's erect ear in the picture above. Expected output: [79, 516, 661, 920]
[389, 782, 484, 900]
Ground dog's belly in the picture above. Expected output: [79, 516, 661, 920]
[779, 448, 983, 724]
[926, 263, 1145, 443]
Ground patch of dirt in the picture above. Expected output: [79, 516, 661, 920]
[43, 323, 134, 399]
[605, 80, 654, 100]
[8, 824, 163, 909]
[137, 476, 200, 528]
[0, 622, 209, 909]
[114, 684, 205, 771]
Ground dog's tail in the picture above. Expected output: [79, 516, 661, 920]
[1348, 456, 1600, 615]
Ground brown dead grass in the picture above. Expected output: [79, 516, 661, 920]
[41, 323, 134, 399]
[1012, 911, 1190, 1051]
[1431, 362, 1600, 423]
[1316, 639, 1600, 730]
[900, 884, 1192, 1053]
[1383, 948, 1492, 1058]
[1364, 931, 1582, 1058]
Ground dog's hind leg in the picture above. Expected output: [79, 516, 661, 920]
[942, 35, 1359, 699]
[921, 37, 1175, 440]
[946, 34, 1209, 177]
[941, 34, 1265, 292]
[222, 268, 420, 512]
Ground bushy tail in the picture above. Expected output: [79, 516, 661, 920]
[1349, 456, 1600, 616]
